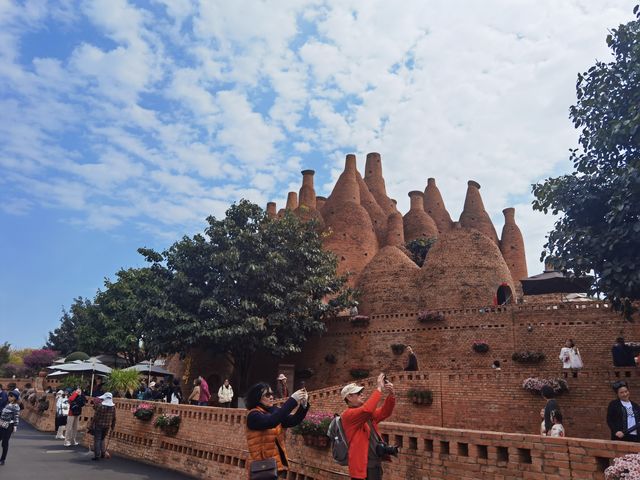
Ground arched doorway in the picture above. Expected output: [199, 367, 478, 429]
[496, 284, 513, 305]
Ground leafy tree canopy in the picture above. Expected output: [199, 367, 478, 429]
[405, 238, 437, 267]
[23, 349, 58, 373]
[0, 342, 10, 367]
[139, 200, 353, 387]
[532, 6, 640, 299]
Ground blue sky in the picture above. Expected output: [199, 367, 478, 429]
[0, 0, 634, 348]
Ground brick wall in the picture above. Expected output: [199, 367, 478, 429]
[22, 396, 640, 479]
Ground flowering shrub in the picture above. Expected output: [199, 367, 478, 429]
[391, 344, 406, 355]
[154, 413, 181, 428]
[512, 351, 545, 364]
[417, 311, 445, 323]
[291, 412, 333, 437]
[472, 341, 489, 353]
[350, 315, 370, 327]
[522, 377, 569, 395]
[131, 403, 155, 420]
[605, 453, 640, 479]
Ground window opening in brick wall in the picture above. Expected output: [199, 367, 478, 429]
[596, 457, 611, 472]
[457, 442, 469, 457]
[497, 446, 509, 463]
[394, 435, 404, 448]
[409, 437, 418, 450]
[440, 441, 450, 456]
[517, 448, 532, 464]
[477, 444, 488, 459]
[425, 439, 434, 452]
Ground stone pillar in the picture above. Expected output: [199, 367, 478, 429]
[424, 178, 453, 234]
[459, 180, 499, 244]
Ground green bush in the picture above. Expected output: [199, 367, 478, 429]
[105, 369, 141, 397]
[65, 352, 89, 362]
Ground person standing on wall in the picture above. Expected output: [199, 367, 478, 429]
[245, 382, 309, 478]
[217, 379, 234, 408]
[0, 389, 20, 466]
[187, 378, 201, 406]
[541, 386, 559, 436]
[559, 339, 583, 372]
[64, 386, 85, 447]
[404, 345, 419, 371]
[198, 376, 211, 406]
[90, 392, 116, 460]
[275, 374, 289, 399]
[612, 337, 636, 367]
[341, 373, 396, 480]
[607, 381, 640, 442]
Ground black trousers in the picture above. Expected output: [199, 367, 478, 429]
[1, 425, 13, 461]
[93, 427, 109, 458]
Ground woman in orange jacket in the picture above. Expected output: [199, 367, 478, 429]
[340, 373, 396, 480]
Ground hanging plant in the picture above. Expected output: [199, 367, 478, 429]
[417, 311, 445, 323]
[512, 351, 545, 364]
[391, 344, 406, 355]
[349, 368, 370, 379]
[324, 354, 337, 364]
[522, 377, 569, 396]
[407, 389, 433, 405]
[132, 403, 155, 421]
[295, 368, 315, 379]
[472, 341, 490, 353]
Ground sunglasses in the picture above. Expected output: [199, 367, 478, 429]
[262, 391, 274, 398]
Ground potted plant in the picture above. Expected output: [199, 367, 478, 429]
[522, 377, 569, 396]
[472, 341, 489, 353]
[417, 310, 445, 323]
[291, 412, 333, 448]
[391, 344, 406, 355]
[132, 402, 155, 421]
[105, 369, 143, 398]
[154, 413, 181, 435]
[350, 315, 370, 327]
[349, 368, 370, 379]
[512, 351, 545, 364]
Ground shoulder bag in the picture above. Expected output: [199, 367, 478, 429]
[249, 457, 277, 480]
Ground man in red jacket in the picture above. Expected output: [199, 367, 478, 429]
[341, 373, 395, 480]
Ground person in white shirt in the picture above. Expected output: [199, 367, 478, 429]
[217, 379, 234, 408]
[559, 339, 583, 370]
[607, 381, 640, 442]
[549, 411, 565, 437]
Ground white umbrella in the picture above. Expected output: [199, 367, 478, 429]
[48, 360, 112, 395]
[124, 363, 173, 377]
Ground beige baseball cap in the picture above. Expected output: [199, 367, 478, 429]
[341, 383, 364, 400]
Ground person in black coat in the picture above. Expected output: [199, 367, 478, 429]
[404, 345, 419, 371]
[541, 385, 559, 435]
[607, 381, 640, 442]
[612, 337, 636, 367]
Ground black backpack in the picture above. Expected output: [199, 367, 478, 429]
[327, 414, 349, 466]
[70, 394, 86, 416]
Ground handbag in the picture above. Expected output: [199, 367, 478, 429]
[0, 420, 9, 429]
[249, 457, 278, 480]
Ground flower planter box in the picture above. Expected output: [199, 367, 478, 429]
[417, 311, 445, 323]
[472, 342, 490, 353]
[407, 389, 433, 406]
[350, 315, 370, 327]
[391, 344, 406, 355]
[349, 368, 370, 379]
[512, 351, 545, 364]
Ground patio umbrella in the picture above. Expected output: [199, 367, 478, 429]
[521, 270, 593, 296]
[124, 362, 173, 377]
[48, 360, 112, 395]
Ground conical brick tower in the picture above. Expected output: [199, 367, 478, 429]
[500, 207, 528, 294]
[277, 192, 298, 217]
[295, 170, 324, 228]
[356, 172, 387, 244]
[323, 154, 379, 285]
[459, 180, 499, 244]
[266, 202, 277, 219]
[385, 212, 405, 248]
[403, 191, 438, 243]
[424, 178, 453, 234]
[364, 152, 396, 216]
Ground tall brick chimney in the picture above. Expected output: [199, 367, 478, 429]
[266, 202, 276, 218]
[385, 211, 405, 247]
[298, 170, 317, 209]
[403, 190, 438, 243]
[326, 154, 360, 206]
[364, 152, 396, 216]
[356, 170, 387, 245]
[500, 207, 528, 284]
[424, 178, 453, 234]
[459, 180, 499, 244]
[286, 191, 298, 210]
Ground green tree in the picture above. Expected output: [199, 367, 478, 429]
[45, 298, 95, 354]
[405, 238, 437, 267]
[139, 200, 353, 389]
[532, 6, 640, 299]
[0, 342, 10, 366]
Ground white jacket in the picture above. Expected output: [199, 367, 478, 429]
[559, 347, 583, 369]
[218, 385, 233, 403]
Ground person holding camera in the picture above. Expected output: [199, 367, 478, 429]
[341, 372, 396, 480]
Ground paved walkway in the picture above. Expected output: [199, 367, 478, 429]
[0, 421, 194, 479]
